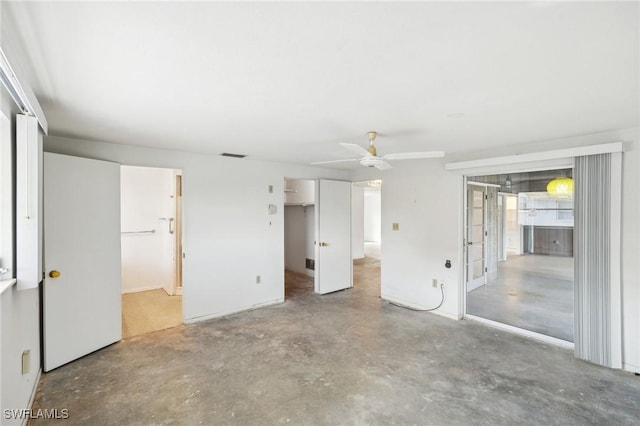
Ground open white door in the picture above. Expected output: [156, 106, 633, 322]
[44, 153, 121, 371]
[466, 183, 487, 292]
[315, 179, 352, 294]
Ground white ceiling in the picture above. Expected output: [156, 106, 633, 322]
[7, 1, 639, 167]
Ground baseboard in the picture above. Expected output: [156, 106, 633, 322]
[184, 298, 284, 324]
[381, 294, 460, 320]
[121, 286, 164, 294]
[23, 368, 42, 426]
[623, 362, 640, 374]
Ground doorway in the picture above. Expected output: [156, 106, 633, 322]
[120, 166, 183, 338]
[465, 169, 574, 343]
[352, 180, 382, 298]
[283, 178, 316, 298]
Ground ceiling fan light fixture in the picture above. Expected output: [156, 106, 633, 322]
[360, 157, 384, 168]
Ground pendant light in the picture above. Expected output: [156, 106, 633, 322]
[546, 177, 573, 197]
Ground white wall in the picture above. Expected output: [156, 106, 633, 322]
[305, 206, 315, 273]
[353, 162, 463, 320]
[620, 129, 640, 372]
[0, 103, 41, 425]
[284, 205, 315, 276]
[351, 185, 365, 259]
[364, 188, 381, 242]
[1, 5, 42, 419]
[121, 166, 176, 294]
[44, 135, 348, 323]
[284, 206, 304, 273]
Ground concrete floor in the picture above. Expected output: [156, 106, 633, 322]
[467, 255, 574, 342]
[30, 258, 639, 425]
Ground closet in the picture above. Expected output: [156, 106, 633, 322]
[284, 179, 316, 277]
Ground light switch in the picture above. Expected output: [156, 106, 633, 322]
[268, 185, 273, 193]
[22, 350, 30, 375]
[268, 204, 277, 215]
[392, 223, 399, 231]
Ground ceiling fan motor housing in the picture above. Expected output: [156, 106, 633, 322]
[360, 157, 384, 168]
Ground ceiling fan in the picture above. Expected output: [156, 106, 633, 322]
[311, 132, 444, 170]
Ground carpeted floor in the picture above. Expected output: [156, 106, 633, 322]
[122, 289, 182, 338]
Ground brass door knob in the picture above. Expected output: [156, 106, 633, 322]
[320, 242, 328, 247]
[49, 270, 61, 278]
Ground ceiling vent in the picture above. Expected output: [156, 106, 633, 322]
[220, 153, 247, 159]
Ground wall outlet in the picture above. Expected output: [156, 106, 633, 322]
[268, 185, 273, 193]
[392, 223, 400, 231]
[256, 275, 261, 284]
[432, 278, 438, 288]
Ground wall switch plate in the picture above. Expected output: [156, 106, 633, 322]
[256, 275, 261, 284]
[268, 185, 273, 193]
[268, 204, 277, 215]
[392, 223, 399, 231]
[432, 279, 438, 288]
[22, 350, 30, 375]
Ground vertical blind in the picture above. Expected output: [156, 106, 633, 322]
[574, 153, 621, 367]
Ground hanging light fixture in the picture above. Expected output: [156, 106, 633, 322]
[547, 177, 573, 197]
[504, 176, 512, 189]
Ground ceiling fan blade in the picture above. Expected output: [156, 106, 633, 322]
[310, 158, 360, 165]
[340, 143, 372, 157]
[374, 161, 392, 170]
[382, 151, 445, 160]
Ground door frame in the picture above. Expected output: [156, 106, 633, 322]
[119, 164, 185, 310]
[461, 169, 576, 349]
[351, 179, 383, 262]
[465, 181, 499, 292]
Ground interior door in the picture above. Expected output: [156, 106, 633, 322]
[466, 184, 487, 292]
[315, 179, 352, 294]
[44, 153, 121, 371]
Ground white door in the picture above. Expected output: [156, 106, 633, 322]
[44, 153, 121, 371]
[466, 184, 487, 292]
[315, 179, 352, 294]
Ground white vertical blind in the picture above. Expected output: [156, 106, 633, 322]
[574, 153, 622, 368]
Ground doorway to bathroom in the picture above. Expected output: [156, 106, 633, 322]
[120, 166, 183, 338]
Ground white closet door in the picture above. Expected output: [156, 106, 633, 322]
[315, 179, 352, 294]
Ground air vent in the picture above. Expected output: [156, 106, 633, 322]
[306, 258, 315, 270]
[221, 153, 247, 159]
